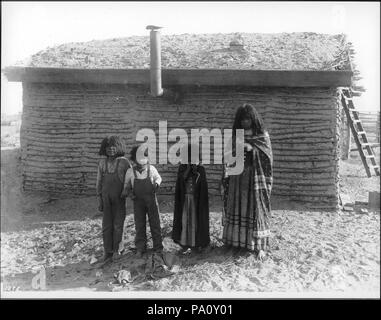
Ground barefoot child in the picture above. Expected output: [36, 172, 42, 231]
[172, 144, 210, 252]
[96, 136, 131, 263]
[122, 145, 163, 257]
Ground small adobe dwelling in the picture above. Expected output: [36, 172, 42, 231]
[4, 32, 359, 209]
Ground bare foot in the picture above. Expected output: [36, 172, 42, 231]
[257, 250, 266, 262]
[97, 254, 112, 268]
[112, 252, 124, 261]
[135, 250, 145, 258]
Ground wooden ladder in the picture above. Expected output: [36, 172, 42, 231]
[340, 88, 380, 177]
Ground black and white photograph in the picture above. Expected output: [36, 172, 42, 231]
[1, 1, 380, 301]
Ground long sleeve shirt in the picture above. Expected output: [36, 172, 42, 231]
[96, 156, 132, 196]
[124, 164, 162, 191]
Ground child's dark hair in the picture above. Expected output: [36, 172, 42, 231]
[232, 103, 266, 136]
[98, 135, 126, 157]
[130, 145, 148, 162]
[185, 143, 201, 164]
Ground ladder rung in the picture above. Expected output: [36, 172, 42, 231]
[341, 92, 380, 176]
[350, 91, 362, 97]
[350, 143, 380, 151]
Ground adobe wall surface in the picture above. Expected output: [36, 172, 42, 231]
[21, 83, 340, 207]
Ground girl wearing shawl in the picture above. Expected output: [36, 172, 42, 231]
[172, 144, 210, 252]
[222, 104, 273, 261]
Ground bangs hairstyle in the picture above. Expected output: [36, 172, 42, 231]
[180, 143, 200, 164]
[232, 103, 266, 136]
[129, 145, 148, 163]
[98, 135, 126, 157]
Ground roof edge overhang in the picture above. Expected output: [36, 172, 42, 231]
[3, 67, 353, 87]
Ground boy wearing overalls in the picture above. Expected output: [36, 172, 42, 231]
[122, 146, 163, 257]
[96, 136, 131, 263]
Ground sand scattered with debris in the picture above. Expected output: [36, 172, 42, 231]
[1, 148, 379, 295]
[1, 209, 379, 294]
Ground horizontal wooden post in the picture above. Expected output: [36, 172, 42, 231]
[2, 67, 353, 87]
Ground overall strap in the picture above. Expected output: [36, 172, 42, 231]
[104, 158, 109, 174]
[147, 163, 151, 177]
[146, 163, 152, 183]
[115, 158, 120, 172]
[132, 166, 138, 179]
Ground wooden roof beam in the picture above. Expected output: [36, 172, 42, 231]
[2, 67, 353, 87]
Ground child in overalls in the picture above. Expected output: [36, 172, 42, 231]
[122, 145, 163, 257]
[96, 136, 131, 263]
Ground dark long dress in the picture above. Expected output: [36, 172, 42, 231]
[172, 164, 210, 248]
[222, 131, 273, 252]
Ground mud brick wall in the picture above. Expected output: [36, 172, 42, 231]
[21, 83, 340, 207]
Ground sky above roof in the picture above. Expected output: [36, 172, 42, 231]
[1, 1, 379, 113]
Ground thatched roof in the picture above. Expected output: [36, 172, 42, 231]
[15, 32, 353, 71]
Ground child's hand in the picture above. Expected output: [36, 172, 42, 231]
[121, 189, 129, 198]
[98, 197, 104, 212]
[244, 143, 253, 151]
[154, 183, 159, 193]
[219, 183, 224, 196]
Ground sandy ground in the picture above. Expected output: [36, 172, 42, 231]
[1, 124, 20, 149]
[1, 147, 380, 296]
